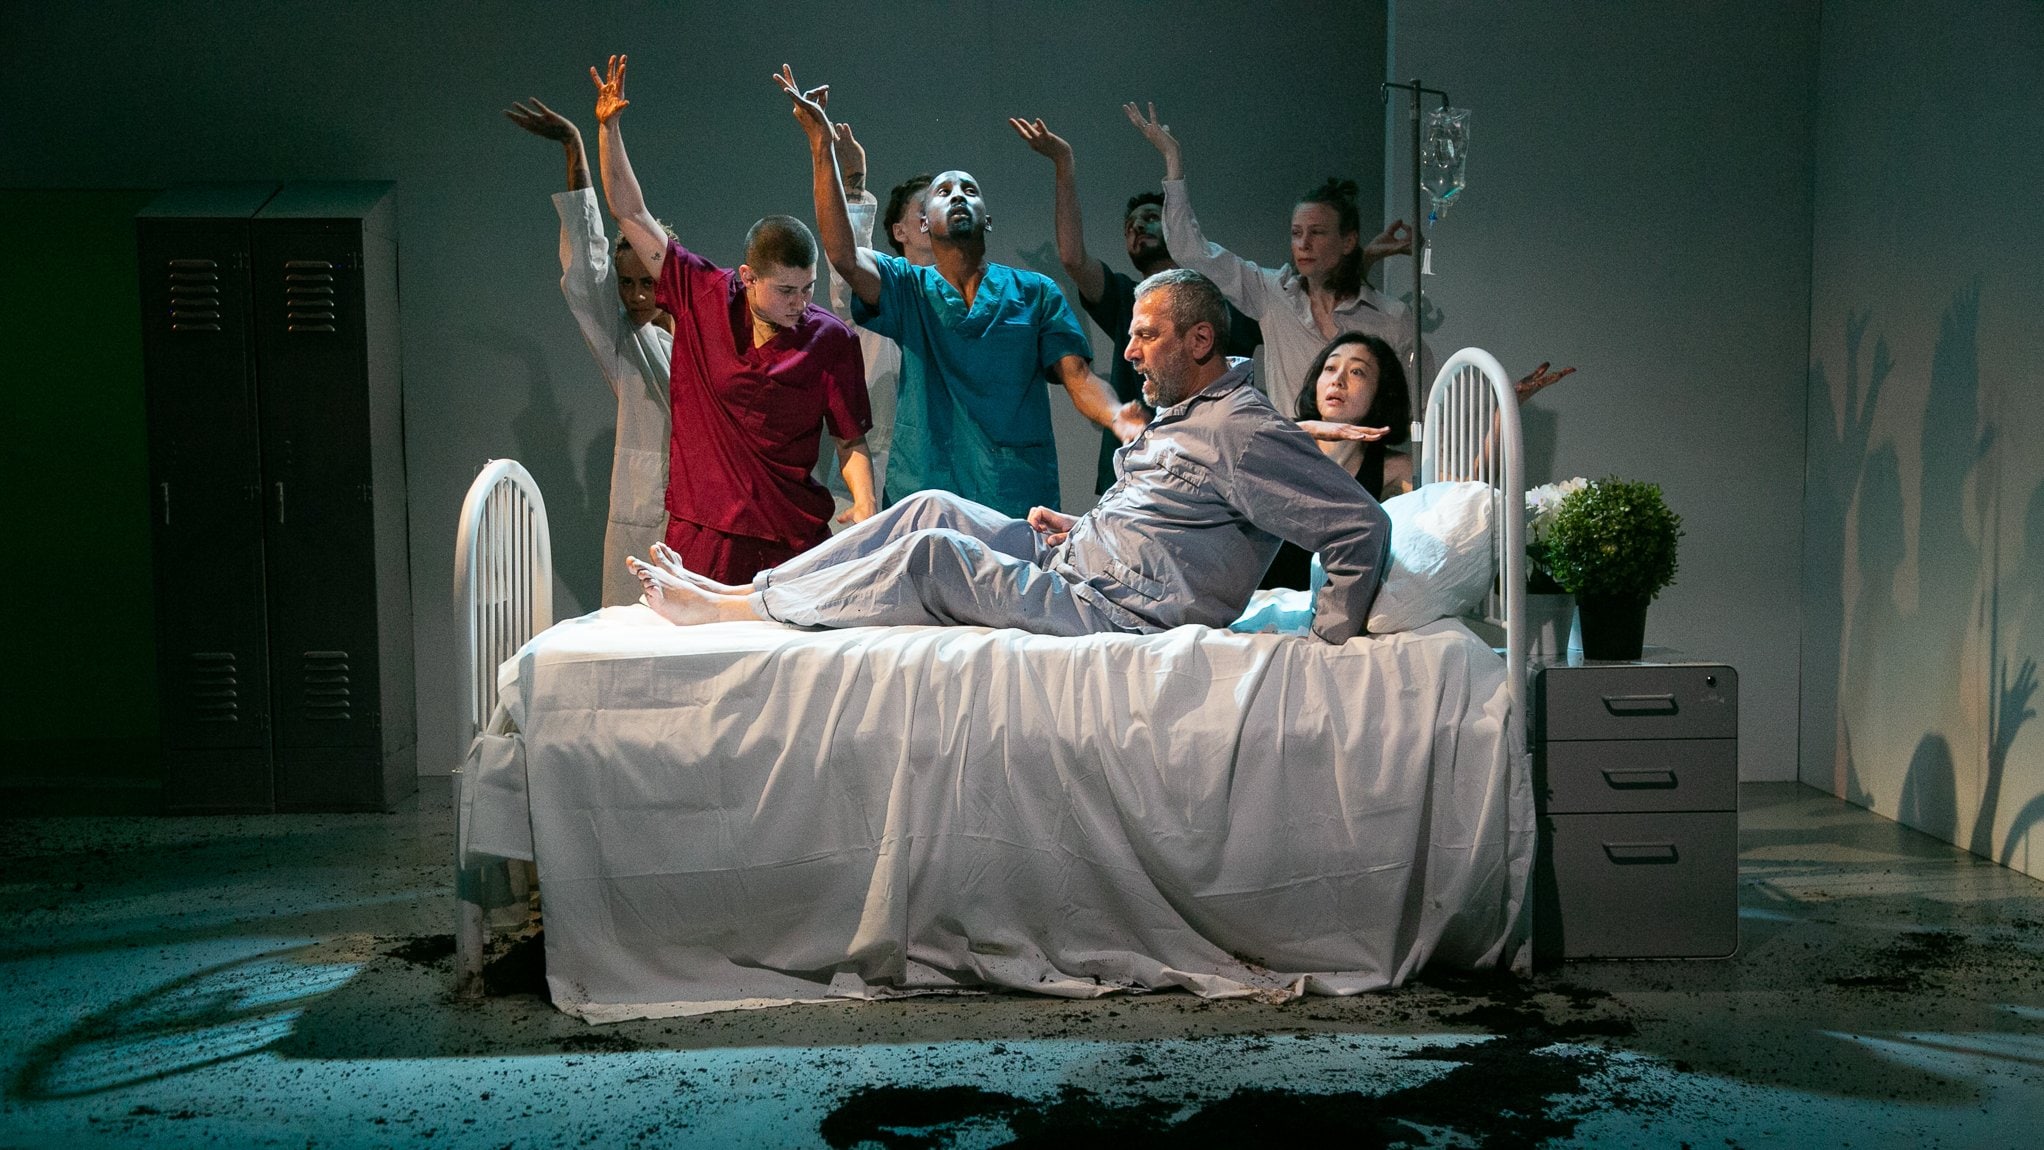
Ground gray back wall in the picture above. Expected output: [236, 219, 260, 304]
[1, 1, 1385, 776]
[1390, 0, 1819, 780]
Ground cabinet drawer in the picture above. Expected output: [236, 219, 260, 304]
[1541, 811, 1738, 958]
[1540, 739, 1737, 814]
[1540, 665, 1737, 742]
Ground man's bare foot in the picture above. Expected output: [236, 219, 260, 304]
[627, 557, 760, 625]
[648, 542, 744, 594]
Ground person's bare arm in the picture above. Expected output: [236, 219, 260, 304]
[1051, 355, 1145, 442]
[1009, 117, 1104, 304]
[774, 65, 880, 306]
[590, 55, 667, 276]
[833, 435, 877, 524]
[505, 98, 590, 190]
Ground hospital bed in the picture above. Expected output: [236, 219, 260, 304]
[451, 348, 1530, 1020]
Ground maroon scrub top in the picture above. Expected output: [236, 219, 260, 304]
[656, 240, 870, 547]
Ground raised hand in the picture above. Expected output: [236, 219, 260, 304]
[772, 64, 833, 147]
[505, 97, 579, 142]
[1007, 117, 1073, 166]
[1514, 362, 1577, 404]
[590, 54, 630, 123]
[1122, 101, 1182, 177]
[831, 122, 866, 193]
[1363, 219, 1414, 264]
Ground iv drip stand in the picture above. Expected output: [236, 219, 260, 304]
[1381, 78, 1450, 432]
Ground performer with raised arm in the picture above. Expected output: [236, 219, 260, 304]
[505, 95, 675, 606]
[628, 269, 1392, 645]
[774, 66, 1145, 518]
[1125, 101, 1427, 418]
[1008, 115, 1263, 494]
[591, 55, 875, 584]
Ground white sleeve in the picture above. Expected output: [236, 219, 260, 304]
[828, 189, 880, 321]
[1161, 178, 1279, 321]
[553, 187, 629, 397]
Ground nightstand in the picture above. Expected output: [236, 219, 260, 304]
[1532, 657, 1739, 960]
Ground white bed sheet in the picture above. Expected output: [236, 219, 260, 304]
[463, 604, 1532, 1022]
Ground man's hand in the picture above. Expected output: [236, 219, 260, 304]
[1027, 506, 1077, 548]
[1514, 362, 1577, 404]
[832, 122, 866, 195]
[836, 498, 876, 526]
[1298, 420, 1391, 442]
[1363, 219, 1413, 265]
[1122, 101, 1183, 179]
[589, 55, 631, 124]
[1007, 117, 1073, 167]
[773, 64, 833, 149]
[505, 98, 579, 142]
[1109, 401, 1147, 444]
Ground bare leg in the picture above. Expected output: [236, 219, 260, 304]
[626, 556, 761, 625]
[648, 542, 744, 594]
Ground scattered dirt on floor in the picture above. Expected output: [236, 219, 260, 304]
[482, 929, 549, 998]
[1826, 929, 1974, 992]
[381, 933, 456, 967]
[818, 971, 1649, 1148]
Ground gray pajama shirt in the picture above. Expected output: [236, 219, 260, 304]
[751, 360, 1391, 644]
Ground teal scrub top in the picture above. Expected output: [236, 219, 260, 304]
[854, 253, 1092, 516]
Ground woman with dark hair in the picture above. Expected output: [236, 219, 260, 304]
[1126, 101, 1431, 419]
[1263, 332, 1412, 589]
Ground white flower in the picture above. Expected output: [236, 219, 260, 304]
[1526, 477, 1588, 545]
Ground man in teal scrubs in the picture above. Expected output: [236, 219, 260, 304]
[777, 67, 1144, 516]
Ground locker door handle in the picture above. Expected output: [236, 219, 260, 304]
[160, 482, 171, 526]
[1602, 693, 1678, 715]
[1604, 842, 1680, 864]
[1602, 769, 1678, 789]
[275, 482, 286, 524]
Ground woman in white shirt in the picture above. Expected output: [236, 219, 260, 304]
[1123, 101, 1428, 420]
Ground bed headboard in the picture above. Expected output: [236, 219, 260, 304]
[1418, 348, 1527, 732]
[452, 459, 554, 740]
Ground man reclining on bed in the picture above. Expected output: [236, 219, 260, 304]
[627, 268, 1391, 645]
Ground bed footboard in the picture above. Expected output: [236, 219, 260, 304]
[451, 459, 552, 999]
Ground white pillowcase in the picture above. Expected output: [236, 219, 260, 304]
[1231, 480, 1496, 637]
[1363, 480, 1496, 633]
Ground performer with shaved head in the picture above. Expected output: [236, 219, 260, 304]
[773, 66, 1145, 519]
[592, 55, 876, 584]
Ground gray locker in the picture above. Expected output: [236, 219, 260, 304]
[137, 182, 414, 812]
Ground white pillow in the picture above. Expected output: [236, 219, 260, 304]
[1308, 480, 1494, 634]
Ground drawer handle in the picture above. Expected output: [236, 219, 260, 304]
[1602, 769, 1678, 789]
[1604, 841, 1680, 864]
[1603, 693, 1678, 716]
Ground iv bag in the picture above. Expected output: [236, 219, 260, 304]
[1421, 107, 1470, 218]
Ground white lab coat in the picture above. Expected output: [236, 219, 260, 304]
[554, 187, 675, 605]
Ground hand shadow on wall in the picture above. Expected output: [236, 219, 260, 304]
[467, 320, 602, 618]
[1806, 307, 1892, 805]
[1823, 285, 2044, 868]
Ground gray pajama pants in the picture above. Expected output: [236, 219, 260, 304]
[748, 491, 1135, 637]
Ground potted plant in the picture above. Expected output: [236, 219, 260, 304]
[1541, 476, 1683, 660]
[1524, 478, 1588, 655]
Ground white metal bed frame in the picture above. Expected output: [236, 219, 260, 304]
[447, 349, 1528, 997]
[450, 459, 552, 999]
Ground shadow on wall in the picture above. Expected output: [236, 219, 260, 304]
[471, 320, 605, 617]
[1808, 285, 2043, 871]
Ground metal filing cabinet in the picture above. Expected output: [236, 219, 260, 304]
[1533, 659, 1739, 960]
